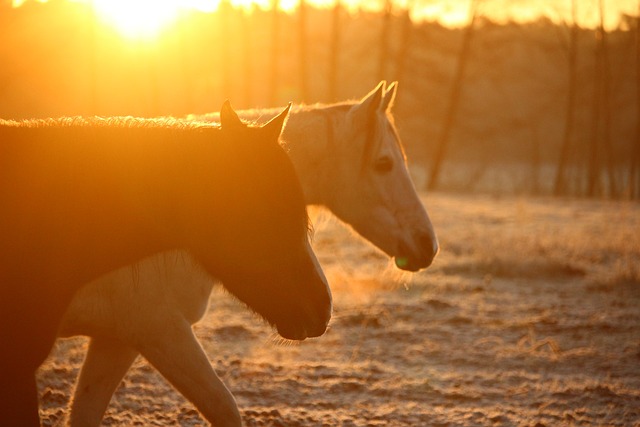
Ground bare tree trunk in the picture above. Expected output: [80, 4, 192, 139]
[553, 0, 578, 196]
[394, 2, 414, 84]
[220, 0, 232, 101]
[298, 0, 309, 103]
[241, 6, 253, 107]
[178, 12, 195, 112]
[598, 0, 617, 197]
[427, 0, 479, 190]
[88, 6, 98, 115]
[328, 0, 341, 102]
[531, 125, 541, 195]
[378, 0, 393, 82]
[587, 10, 603, 196]
[268, 0, 280, 106]
[633, 2, 640, 199]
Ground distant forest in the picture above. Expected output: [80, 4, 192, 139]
[1, 1, 638, 197]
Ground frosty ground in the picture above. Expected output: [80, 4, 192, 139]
[38, 192, 640, 426]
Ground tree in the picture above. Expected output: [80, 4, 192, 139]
[633, 3, 640, 198]
[599, 0, 617, 197]
[427, 0, 480, 190]
[219, 0, 232, 101]
[378, 0, 393, 81]
[268, 0, 281, 105]
[328, 0, 342, 101]
[241, 5, 254, 107]
[587, 0, 617, 197]
[553, 0, 579, 196]
[298, 0, 309, 103]
[394, 1, 415, 84]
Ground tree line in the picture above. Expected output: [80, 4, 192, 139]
[0, 0, 638, 198]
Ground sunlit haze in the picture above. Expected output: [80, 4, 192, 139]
[92, 0, 183, 38]
[12, 0, 640, 39]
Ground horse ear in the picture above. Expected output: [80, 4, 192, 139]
[220, 100, 244, 130]
[262, 102, 291, 142]
[381, 81, 397, 112]
[351, 81, 385, 121]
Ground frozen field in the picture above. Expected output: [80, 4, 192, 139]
[39, 192, 640, 426]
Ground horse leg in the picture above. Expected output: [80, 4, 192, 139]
[0, 367, 40, 426]
[137, 317, 242, 427]
[68, 337, 139, 427]
[1, 288, 63, 426]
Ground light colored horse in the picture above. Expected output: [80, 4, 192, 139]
[58, 82, 437, 426]
[194, 82, 438, 271]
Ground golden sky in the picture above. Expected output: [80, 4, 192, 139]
[12, 0, 640, 39]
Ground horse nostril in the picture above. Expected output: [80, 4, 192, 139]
[395, 231, 438, 271]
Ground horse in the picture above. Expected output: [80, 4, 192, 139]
[193, 81, 438, 272]
[57, 82, 437, 426]
[0, 102, 331, 426]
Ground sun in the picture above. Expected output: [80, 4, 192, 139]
[92, 0, 221, 39]
[92, 0, 176, 39]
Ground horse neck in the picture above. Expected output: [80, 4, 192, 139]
[50, 124, 227, 247]
[0, 124, 196, 283]
[271, 104, 357, 207]
[188, 104, 353, 206]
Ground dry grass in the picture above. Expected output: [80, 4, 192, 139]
[39, 192, 640, 426]
[427, 193, 640, 286]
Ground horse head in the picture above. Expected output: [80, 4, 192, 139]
[324, 82, 439, 272]
[190, 102, 331, 340]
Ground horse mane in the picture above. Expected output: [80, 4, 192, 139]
[0, 116, 219, 131]
[296, 101, 407, 169]
[291, 101, 406, 162]
[187, 98, 406, 172]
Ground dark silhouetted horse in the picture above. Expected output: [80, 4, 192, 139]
[0, 102, 331, 426]
[58, 82, 438, 427]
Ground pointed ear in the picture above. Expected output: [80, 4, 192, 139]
[381, 81, 397, 112]
[220, 100, 244, 130]
[350, 81, 385, 121]
[262, 102, 291, 142]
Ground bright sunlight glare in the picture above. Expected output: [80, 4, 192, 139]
[83, 0, 305, 38]
[89, 0, 331, 38]
[91, 0, 196, 39]
[12, 0, 640, 37]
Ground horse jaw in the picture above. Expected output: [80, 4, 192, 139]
[321, 141, 439, 272]
[383, 161, 439, 271]
[342, 193, 439, 273]
[276, 241, 331, 340]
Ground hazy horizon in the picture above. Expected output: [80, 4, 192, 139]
[11, 0, 640, 35]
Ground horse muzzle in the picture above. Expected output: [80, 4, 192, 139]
[395, 230, 439, 272]
[276, 298, 331, 340]
[277, 266, 332, 340]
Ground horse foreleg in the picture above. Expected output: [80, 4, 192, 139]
[0, 367, 40, 426]
[137, 318, 242, 427]
[68, 337, 139, 427]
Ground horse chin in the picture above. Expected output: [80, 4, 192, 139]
[275, 315, 329, 341]
[395, 235, 439, 272]
[276, 324, 309, 341]
[394, 255, 427, 272]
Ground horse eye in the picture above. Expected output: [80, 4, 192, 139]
[374, 156, 393, 174]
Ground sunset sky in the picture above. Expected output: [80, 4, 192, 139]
[11, 0, 640, 39]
